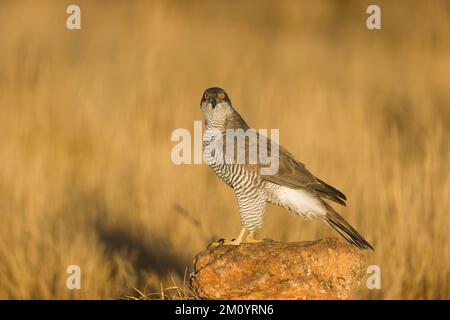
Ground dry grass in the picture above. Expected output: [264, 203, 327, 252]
[0, 0, 448, 299]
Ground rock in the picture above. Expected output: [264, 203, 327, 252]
[190, 237, 367, 300]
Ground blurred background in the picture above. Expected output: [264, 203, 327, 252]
[0, 0, 448, 299]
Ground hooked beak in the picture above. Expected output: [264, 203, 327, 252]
[210, 98, 217, 108]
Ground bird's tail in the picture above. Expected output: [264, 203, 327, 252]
[322, 202, 374, 250]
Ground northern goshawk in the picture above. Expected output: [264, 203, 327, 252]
[200, 87, 373, 250]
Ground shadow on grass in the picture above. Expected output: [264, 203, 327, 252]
[60, 190, 189, 295]
[93, 220, 187, 277]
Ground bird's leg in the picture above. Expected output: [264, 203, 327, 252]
[209, 227, 246, 247]
[222, 227, 246, 246]
[244, 230, 262, 244]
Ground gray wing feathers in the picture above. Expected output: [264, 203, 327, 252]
[228, 111, 347, 206]
[263, 145, 347, 206]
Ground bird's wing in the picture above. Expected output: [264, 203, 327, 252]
[259, 135, 347, 206]
[226, 111, 346, 206]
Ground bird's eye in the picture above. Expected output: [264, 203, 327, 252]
[204, 93, 209, 99]
[217, 92, 225, 100]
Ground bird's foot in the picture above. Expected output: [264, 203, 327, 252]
[209, 228, 246, 248]
[243, 231, 262, 244]
[209, 238, 239, 247]
[222, 238, 242, 246]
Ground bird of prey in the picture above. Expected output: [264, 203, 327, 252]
[200, 87, 373, 250]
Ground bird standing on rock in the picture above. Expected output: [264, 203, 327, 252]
[200, 87, 373, 250]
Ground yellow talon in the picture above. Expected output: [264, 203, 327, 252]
[208, 227, 247, 248]
[222, 238, 242, 246]
[244, 231, 262, 244]
[209, 240, 222, 248]
[208, 228, 263, 247]
[209, 238, 237, 247]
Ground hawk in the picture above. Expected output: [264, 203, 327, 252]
[200, 87, 373, 250]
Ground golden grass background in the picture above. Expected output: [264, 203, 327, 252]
[0, 0, 449, 299]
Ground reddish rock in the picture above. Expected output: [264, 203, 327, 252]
[190, 238, 367, 300]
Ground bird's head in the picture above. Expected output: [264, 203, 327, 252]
[200, 87, 234, 127]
